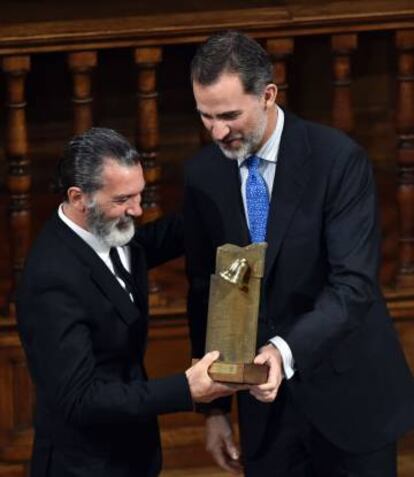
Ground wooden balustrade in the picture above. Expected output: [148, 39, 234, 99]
[68, 51, 97, 134]
[266, 38, 294, 108]
[396, 30, 414, 289]
[1, 56, 31, 315]
[134, 47, 164, 302]
[134, 47, 162, 224]
[331, 34, 357, 135]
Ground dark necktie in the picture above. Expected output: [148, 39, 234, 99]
[245, 155, 270, 243]
[109, 247, 139, 303]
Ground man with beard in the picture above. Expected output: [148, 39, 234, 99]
[184, 31, 414, 477]
[16, 127, 239, 477]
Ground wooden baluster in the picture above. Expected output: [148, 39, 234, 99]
[395, 30, 414, 288]
[134, 47, 163, 304]
[134, 47, 162, 224]
[331, 34, 357, 134]
[266, 38, 294, 108]
[68, 51, 97, 134]
[1, 56, 31, 314]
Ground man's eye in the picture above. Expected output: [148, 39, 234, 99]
[221, 113, 240, 120]
[114, 198, 128, 204]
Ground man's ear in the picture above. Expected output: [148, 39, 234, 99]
[263, 83, 278, 109]
[67, 187, 87, 213]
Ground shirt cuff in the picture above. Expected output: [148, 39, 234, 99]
[269, 336, 295, 380]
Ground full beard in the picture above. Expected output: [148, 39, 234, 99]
[216, 114, 267, 161]
[86, 200, 135, 248]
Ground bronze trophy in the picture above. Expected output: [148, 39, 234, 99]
[204, 243, 268, 384]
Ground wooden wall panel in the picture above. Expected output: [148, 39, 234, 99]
[0, 322, 32, 476]
[395, 319, 414, 374]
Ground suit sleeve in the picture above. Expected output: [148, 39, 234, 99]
[132, 213, 184, 269]
[281, 145, 381, 374]
[184, 164, 232, 414]
[16, 276, 193, 427]
[184, 183, 211, 359]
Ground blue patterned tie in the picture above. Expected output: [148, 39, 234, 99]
[245, 155, 269, 243]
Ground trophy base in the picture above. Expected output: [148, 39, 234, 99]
[192, 359, 268, 384]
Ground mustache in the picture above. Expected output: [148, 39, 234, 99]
[115, 215, 135, 229]
[218, 135, 243, 147]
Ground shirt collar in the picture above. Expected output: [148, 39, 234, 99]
[58, 203, 111, 256]
[238, 105, 284, 167]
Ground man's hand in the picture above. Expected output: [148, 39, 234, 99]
[205, 411, 243, 474]
[249, 343, 283, 402]
[186, 351, 242, 403]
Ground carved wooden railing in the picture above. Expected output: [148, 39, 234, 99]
[0, 1, 414, 475]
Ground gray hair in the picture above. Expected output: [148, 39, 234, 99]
[55, 127, 140, 200]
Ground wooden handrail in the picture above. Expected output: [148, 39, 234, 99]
[0, 1, 413, 55]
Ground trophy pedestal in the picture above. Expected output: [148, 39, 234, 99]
[192, 359, 268, 384]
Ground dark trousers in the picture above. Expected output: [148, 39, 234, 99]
[240, 388, 397, 477]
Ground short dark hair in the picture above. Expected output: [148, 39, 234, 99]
[191, 30, 273, 95]
[55, 127, 140, 200]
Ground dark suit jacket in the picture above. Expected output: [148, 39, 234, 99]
[184, 110, 414, 457]
[16, 212, 193, 477]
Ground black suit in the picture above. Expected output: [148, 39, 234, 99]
[184, 111, 414, 473]
[16, 212, 193, 477]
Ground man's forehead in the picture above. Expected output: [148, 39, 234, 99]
[193, 75, 255, 114]
[101, 158, 140, 174]
[193, 73, 246, 95]
[99, 159, 143, 188]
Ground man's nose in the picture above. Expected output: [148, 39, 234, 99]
[211, 121, 230, 141]
[126, 198, 142, 218]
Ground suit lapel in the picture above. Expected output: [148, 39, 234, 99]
[263, 112, 311, 282]
[216, 151, 250, 246]
[52, 213, 142, 326]
[129, 243, 148, 316]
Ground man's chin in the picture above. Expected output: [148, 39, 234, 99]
[218, 144, 246, 161]
[103, 223, 135, 248]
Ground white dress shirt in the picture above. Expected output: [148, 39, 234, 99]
[237, 107, 295, 379]
[58, 204, 134, 301]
